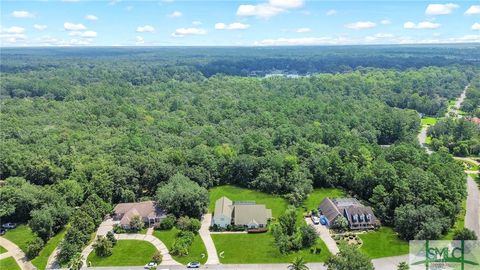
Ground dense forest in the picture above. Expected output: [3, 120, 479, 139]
[0, 46, 477, 263]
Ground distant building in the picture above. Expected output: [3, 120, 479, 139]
[113, 201, 167, 229]
[318, 197, 377, 230]
[213, 196, 272, 228]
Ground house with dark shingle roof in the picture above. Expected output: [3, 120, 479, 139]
[318, 197, 377, 230]
[113, 201, 167, 229]
[212, 196, 272, 228]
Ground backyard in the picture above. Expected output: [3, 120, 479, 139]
[358, 227, 409, 258]
[86, 240, 157, 267]
[212, 232, 331, 264]
[153, 228, 207, 265]
[2, 224, 37, 253]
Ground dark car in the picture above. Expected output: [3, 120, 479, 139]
[186, 261, 201, 268]
[2, 223, 17, 229]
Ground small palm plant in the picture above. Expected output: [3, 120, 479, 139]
[288, 256, 309, 270]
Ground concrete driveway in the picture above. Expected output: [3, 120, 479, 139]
[305, 218, 339, 255]
[0, 236, 36, 270]
[199, 214, 219, 265]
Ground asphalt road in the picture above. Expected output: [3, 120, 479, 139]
[465, 175, 480, 237]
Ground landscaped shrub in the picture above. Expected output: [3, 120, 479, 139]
[26, 236, 45, 259]
[93, 236, 113, 257]
[176, 216, 201, 233]
[113, 224, 127, 234]
[106, 231, 117, 246]
[157, 215, 176, 230]
[129, 215, 144, 232]
[152, 251, 163, 264]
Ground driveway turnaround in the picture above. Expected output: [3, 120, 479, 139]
[199, 214, 220, 265]
[0, 236, 36, 270]
[305, 218, 339, 255]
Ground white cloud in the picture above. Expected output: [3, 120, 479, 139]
[33, 24, 47, 31]
[108, 0, 121, 6]
[136, 36, 144, 44]
[295, 27, 311, 33]
[465, 5, 480, 15]
[326, 9, 337, 16]
[345, 21, 376, 30]
[236, 0, 303, 19]
[12, 10, 34, 18]
[192, 21, 202, 25]
[68, 31, 97, 38]
[169, 11, 183, 18]
[1, 26, 26, 34]
[380, 19, 391, 25]
[0, 26, 27, 44]
[404, 21, 441, 29]
[425, 3, 458, 15]
[215, 22, 250, 30]
[85, 14, 98, 21]
[172, 27, 207, 37]
[136, 25, 155, 33]
[237, 4, 284, 18]
[268, 0, 303, 9]
[64, 22, 86, 31]
[472, 23, 480, 30]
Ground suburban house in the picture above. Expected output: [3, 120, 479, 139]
[318, 197, 378, 230]
[113, 201, 167, 229]
[213, 196, 272, 228]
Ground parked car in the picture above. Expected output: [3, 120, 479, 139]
[311, 216, 320, 225]
[187, 261, 201, 268]
[2, 223, 17, 229]
[144, 262, 158, 269]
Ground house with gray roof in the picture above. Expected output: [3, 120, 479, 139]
[113, 201, 167, 229]
[212, 196, 272, 229]
[318, 197, 377, 230]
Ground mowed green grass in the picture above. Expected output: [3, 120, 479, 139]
[359, 227, 409, 258]
[303, 188, 346, 211]
[31, 227, 68, 270]
[2, 224, 37, 254]
[421, 117, 438, 126]
[87, 240, 156, 266]
[212, 232, 330, 263]
[153, 228, 207, 265]
[0, 245, 7, 254]
[0, 257, 21, 270]
[209, 185, 289, 218]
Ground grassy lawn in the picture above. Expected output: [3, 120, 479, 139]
[209, 185, 289, 218]
[421, 117, 438, 126]
[153, 228, 207, 265]
[0, 245, 7, 254]
[302, 188, 346, 211]
[2, 224, 37, 254]
[359, 227, 409, 258]
[441, 200, 467, 240]
[0, 257, 21, 270]
[212, 232, 331, 263]
[31, 227, 68, 270]
[87, 240, 156, 267]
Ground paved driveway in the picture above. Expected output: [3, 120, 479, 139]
[199, 214, 219, 265]
[305, 218, 339, 255]
[465, 175, 480, 237]
[0, 236, 36, 270]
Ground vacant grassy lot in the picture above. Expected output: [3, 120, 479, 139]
[0, 257, 21, 270]
[359, 227, 409, 258]
[153, 228, 207, 265]
[209, 185, 289, 218]
[212, 232, 330, 263]
[2, 224, 37, 253]
[0, 245, 7, 254]
[87, 240, 156, 266]
[421, 117, 438, 126]
[31, 227, 68, 270]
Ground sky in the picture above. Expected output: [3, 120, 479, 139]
[1, 0, 480, 46]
